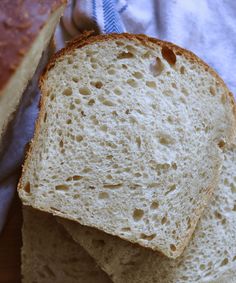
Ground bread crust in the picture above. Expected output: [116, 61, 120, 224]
[18, 32, 236, 257]
[43, 31, 236, 117]
[0, 0, 66, 93]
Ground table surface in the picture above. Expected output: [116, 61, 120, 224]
[0, 196, 22, 283]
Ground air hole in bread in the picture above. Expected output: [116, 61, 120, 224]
[208, 86, 216, 96]
[72, 175, 83, 181]
[90, 57, 98, 63]
[116, 41, 125, 46]
[220, 258, 229, 266]
[165, 184, 177, 195]
[133, 71, 143, 79]
[221, 93, 227, 104]
[171, 82, 177, 89]
[91, 81, 103, 89]
[23, 182, 31, 193]
[179, 96, 187, 104]
[86, 49, 97, 56]
[140, 233, 156, 241]
[90, 115, 99, 125]
[63, 87, 72, 96]
[103, 183, 122, 189]
[55, 185, 69, 191]
[72, 77, 79, 83]
[70, 103, 75, 110]
[100, 125, 108, 132]
[182, 87, 189, 96]
[161, 46, 176, 66]
[67, 57, 73, 64]
[214, 211, 222, 219]
[73, 194, 80, 199]
[106, 155, 113, 160]
[150, 57, 164, 76]
[98, 192, 109, 199]
[200, 264, 206, 270]
[76, 135, 83, 142]
[230, 183, 236, 193]
[108, 68, 116, 75]
[159, 135, 174, 145]
[133, 209, 144, 221]
[74, 98, 81, 105]
[66, 119, 72, 125]
[161, 216, 167, 225]
[117, 51, 134, 59]
[221, 218, 226, 225]
[172, 162, 177, 170]
[113, 88, 122, 96]
[127, 79, 138, 88]
[135, 137, 141, 147]
[79, 87, 91, 95]
[142, 50, 153, 58]
[59, 140, 64, 148]
[122, 64, 128, 69]
[126, 45, 137, 53]
[88, 99, 95, 106]
[121, 227, 131, 232]
[134, 172, 142, 178]
[167, 116, 174, 124]
[98, 96, 115, 107]
[146, 81, 157, 89]
[151, 104, 158, 110]
[50, 94, 55, 101]
[180, 66, 185, 74]
[170, 244, 177, 251]
[43, 112, 47, 123]
[91, 63, 98, 69]
[150, 201, 159, 209]
[218, 140, 226, 148]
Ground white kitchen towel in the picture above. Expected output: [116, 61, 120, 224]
[0, 0, 236, 232]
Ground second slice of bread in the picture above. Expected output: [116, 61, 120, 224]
[18, 33, 236, 258]
[22, 207, 111, 283]
[62, 142, 236, 283]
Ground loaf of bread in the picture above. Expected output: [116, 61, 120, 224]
[18, 33, 236, 258]
[22, 207, 111, 283]
[0, 0, 66, 153]
[62, 142, 236, 283]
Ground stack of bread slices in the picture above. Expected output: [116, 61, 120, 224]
[18, 32, 236, 283]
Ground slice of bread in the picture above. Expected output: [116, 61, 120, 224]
[18, 33, 236, 258]
[22, 207, 111, 283]
[0, 1, 65, 153]
[61, 142, 236, 283]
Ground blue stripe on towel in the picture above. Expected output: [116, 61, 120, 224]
[103, 0, 124, 33]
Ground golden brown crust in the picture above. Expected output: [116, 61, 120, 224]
[0, 0, 66, 93]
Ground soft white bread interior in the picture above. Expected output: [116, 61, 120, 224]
[62, 142, 236, 283]
[22, 207, 111, 283]
[0, 2, 65, 152]
[18, 33, 236, 258]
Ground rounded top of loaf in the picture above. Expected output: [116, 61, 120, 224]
[43, 32, 236, 122]
[0, 0, 66, 93]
